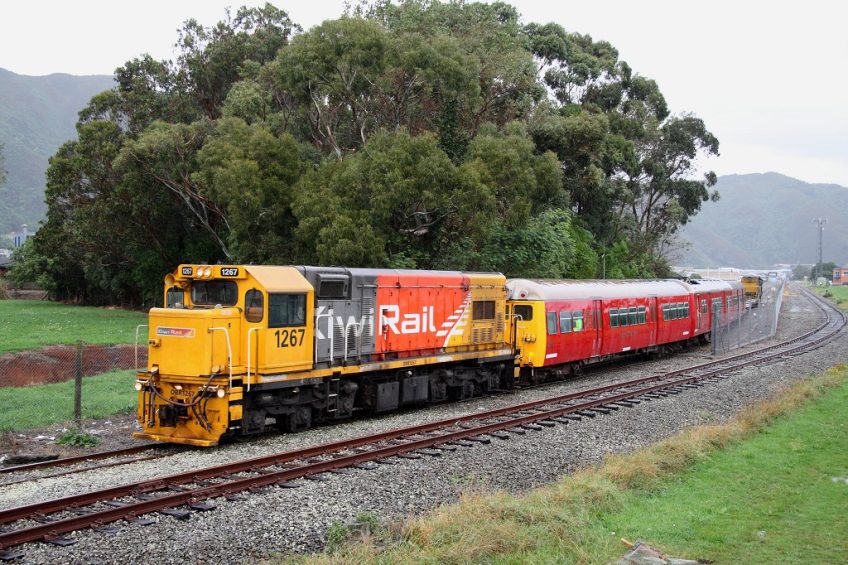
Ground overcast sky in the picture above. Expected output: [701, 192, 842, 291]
[2, 0, 847, 186]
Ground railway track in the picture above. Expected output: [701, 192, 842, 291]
[0, 445, 179, 488]
[0, 287, 843, 559]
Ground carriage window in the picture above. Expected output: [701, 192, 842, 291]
[610, 308, 619, 327]
[244, 289, 264, 323]
[514, 305, 533, 321]
[662, 304, 670, 321]
[628, 307, 638, 325]
[684, 303, 690, 318]
[473, 300, 496, 320]
[572, 311, 584, 332]
[638, 306, 646, 324]
[268, 294, 306, 327]
[191, 281, 237, 306]
[166, 287, 184, 308]
[547, 312, 558, 335]
[559, 311, 572, 333]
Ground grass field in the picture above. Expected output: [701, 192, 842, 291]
[0, 369, 136, 430]
[0, 300, 146, 355]
[818, 285, 848, 309]
[303, 366, 848, 564]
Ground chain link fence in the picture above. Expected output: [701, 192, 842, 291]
[711, 278, 786, 356]
[0, 340, 147, 435]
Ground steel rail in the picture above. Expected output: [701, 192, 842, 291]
[0, 444, 167, 475]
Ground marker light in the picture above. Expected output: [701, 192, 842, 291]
[217, 388, 226, 398]
[134, 381, 143, 391]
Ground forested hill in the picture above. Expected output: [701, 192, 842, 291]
[0, 68, 114, 233]
[678, 173, 848, 268]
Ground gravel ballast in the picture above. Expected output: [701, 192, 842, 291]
[4, 285, 846, 564]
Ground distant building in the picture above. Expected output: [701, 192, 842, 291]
[834, 267, 848, 285]
[11, 224, 29, 248]
[683, 267, 743, 281]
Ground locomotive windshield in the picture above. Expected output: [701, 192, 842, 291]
[191, 281, 238, 306]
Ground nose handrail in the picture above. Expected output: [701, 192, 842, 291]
[208, 327, 234, 390]
[135, 324, 148, 371]
[246, 327, 260, 392]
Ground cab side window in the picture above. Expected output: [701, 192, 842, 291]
[514, 305, 533, 321]
[245, 289, 264, 323]
[269, 294, 306, 327]
[166, 287, 184, 308]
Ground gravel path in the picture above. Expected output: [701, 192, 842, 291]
[6, 285, 846, 564]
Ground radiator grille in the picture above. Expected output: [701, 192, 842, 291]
[361, 295, 375, 349]
[472, 327, 494, 344]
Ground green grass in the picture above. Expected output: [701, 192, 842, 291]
[817, 285, 848, 309]
[0, 369, 136, 430]
[297, 367, 848, 564]
[601, 374, 848, 563]
[0, 300, 146, 354]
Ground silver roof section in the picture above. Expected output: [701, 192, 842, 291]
[686, 278, 739, 293]
[506, 279, 694, 300]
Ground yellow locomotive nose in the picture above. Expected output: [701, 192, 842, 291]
[135, 305, 242, 446]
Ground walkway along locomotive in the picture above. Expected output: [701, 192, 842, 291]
[134, 265, 743, 446]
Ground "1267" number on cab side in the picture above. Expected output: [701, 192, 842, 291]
[274, 328, 305, 348]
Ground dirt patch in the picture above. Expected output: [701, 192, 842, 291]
[0, 413, 142, 460]
[0, 344, 148, 387]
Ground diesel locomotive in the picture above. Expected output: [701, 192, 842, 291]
[135, 265, 742, 446]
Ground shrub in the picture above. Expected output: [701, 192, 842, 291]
[55, 429, 101, 447]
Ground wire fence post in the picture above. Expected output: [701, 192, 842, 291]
[74, 340, 83, 430]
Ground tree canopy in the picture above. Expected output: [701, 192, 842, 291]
[15, 1, 720, 306]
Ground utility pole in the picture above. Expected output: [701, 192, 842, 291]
[813, 217, 828, 282]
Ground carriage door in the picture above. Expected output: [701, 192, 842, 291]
[648, 296, 658, 344]
[592, 299, 603, 356]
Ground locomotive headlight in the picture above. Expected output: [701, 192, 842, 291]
[203, 267, 212, 277]
[134, 381, 144, 391]
[217, 388, 226, 398]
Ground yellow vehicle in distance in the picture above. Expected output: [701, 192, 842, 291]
[741, 275, 763, 308]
